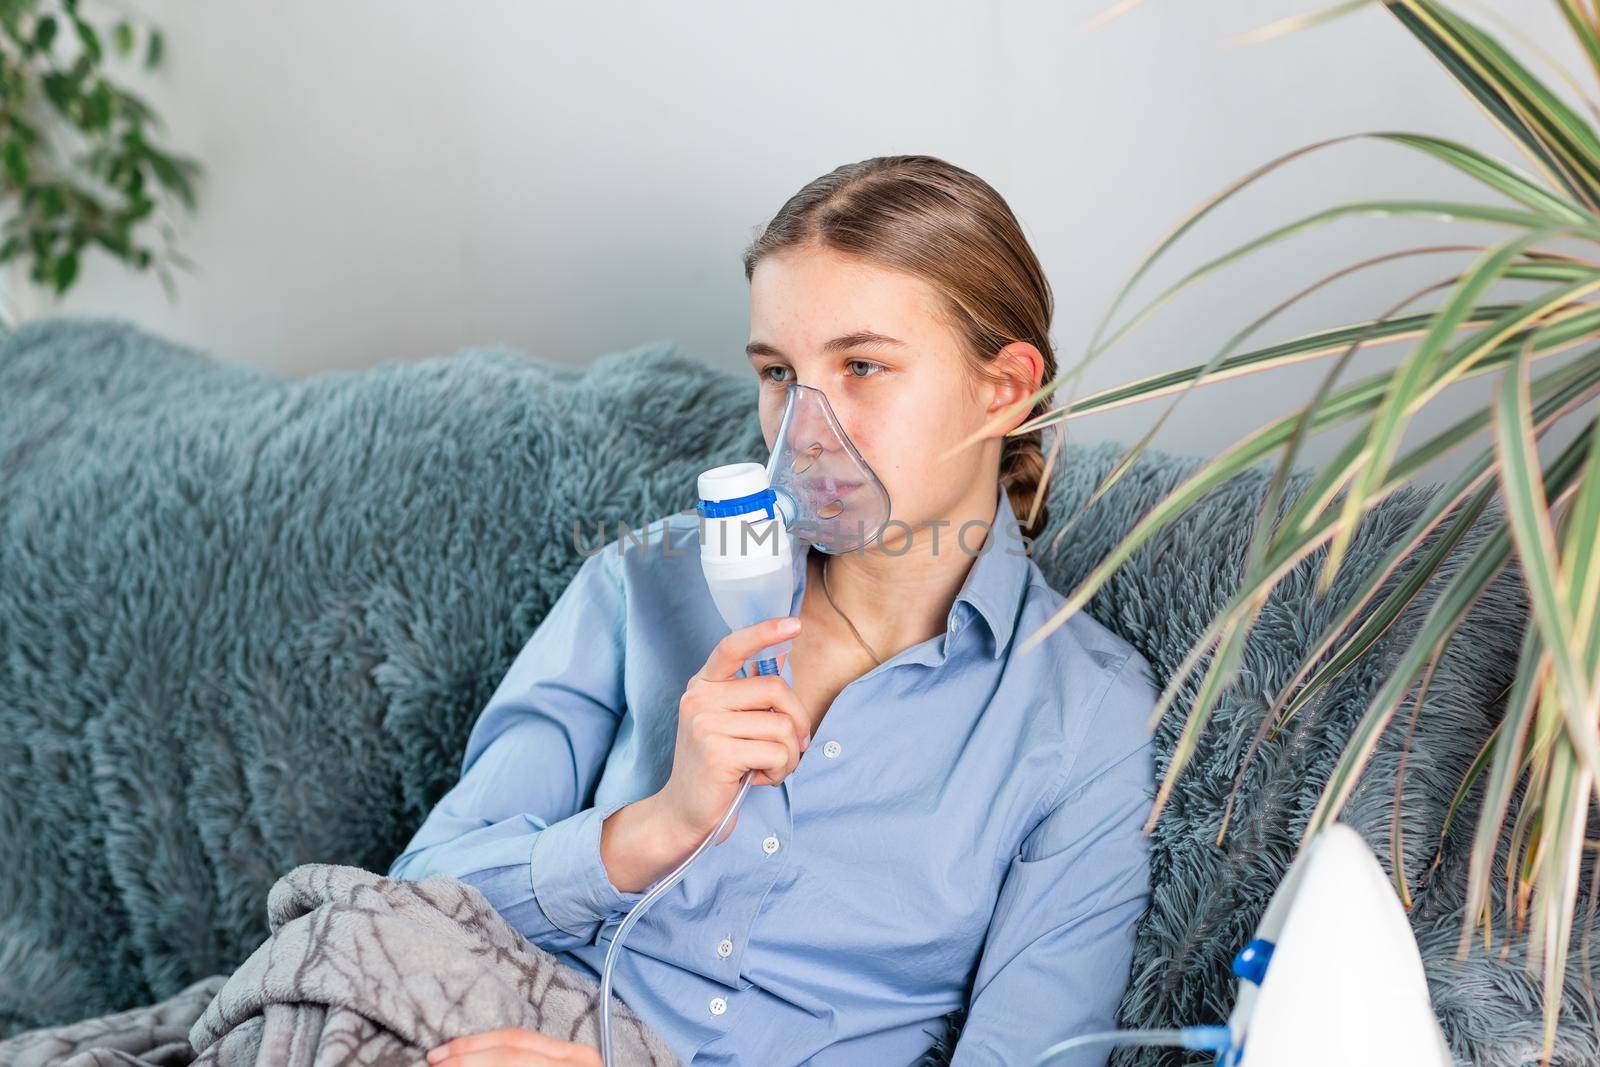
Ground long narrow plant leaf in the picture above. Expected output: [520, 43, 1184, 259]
[1042, 250, 1493, 558]
[1322, 234, 1599, 593]
[1303, 413, 1594, 844]
[1389, 1, 1600, 209]
[1493, 342, 1597, 746]
[1215, 353, 1600, 848]
[1459, 622, 1546, 955]
[1021, 298, 1599, 669]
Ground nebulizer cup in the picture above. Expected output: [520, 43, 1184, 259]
[697, 463, 796, 676]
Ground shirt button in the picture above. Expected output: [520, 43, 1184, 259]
[762, 834, 781, 855]
[709, 996, 727, 1016]
[822, 740, 841, 759]
[717, 938, 733, 958]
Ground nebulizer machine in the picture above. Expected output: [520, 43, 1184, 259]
[1030, 822, 1455, 1066]
[597, 382, 891, 1067]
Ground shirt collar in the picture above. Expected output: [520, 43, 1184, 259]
[952, 481, 1033, 659]
[788, 481, 1033, 661]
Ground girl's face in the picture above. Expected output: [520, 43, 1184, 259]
[747, 243, 1038, 548]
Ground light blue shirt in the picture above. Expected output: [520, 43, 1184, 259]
[388, 481, 1158, 1066]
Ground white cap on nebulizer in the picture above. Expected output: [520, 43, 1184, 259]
[696, 462, 791, 573]
[697, 461, 768, 503]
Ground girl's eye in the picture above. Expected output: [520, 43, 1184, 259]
[760, 361, 882, 384]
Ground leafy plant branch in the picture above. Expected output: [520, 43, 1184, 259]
[0, 0, 199, 303]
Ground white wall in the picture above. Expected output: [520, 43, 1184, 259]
[10, 0, 1586, 477]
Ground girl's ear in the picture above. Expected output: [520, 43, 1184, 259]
[987, 342, 1045, 432]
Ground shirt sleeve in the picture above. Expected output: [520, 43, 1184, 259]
[385, 547, 656, 955]
[948, 651, 1159, 1067]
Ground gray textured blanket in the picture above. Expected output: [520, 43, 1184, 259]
[0, 864, 679, 1067]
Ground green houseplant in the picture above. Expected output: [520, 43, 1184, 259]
[0, 0, 199, 310]
[979, 2, 1600, 1061]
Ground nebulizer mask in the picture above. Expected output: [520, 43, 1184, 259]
[696, 380, 893, 669]
[598, 383, 890, 1067]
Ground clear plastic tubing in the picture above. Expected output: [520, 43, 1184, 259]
[598, 658, 777, 1067]
[1031, 1025, 1233, 1066]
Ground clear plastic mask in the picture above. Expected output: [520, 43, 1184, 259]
[764, 382, 891, 555]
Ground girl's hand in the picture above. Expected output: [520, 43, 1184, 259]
[653, 615, 812, 846]
[426, 1028, 601, 1066]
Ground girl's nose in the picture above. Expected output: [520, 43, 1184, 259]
[790, 384, 856, 453]
[790, 390, 832, 441]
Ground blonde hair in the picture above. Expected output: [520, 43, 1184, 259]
[742, 154, 1056, 542]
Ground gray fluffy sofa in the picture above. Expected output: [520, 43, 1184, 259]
[1, 315, 1594, 1065]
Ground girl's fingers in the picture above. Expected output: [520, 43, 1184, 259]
[697, 709, 806, 778]
[434, 1048, 560, 1066]
[429, 1028, 571, 1063]
[697, 677, 812, 750]
[698, 616, 801, 682]
[701, 704, 808, 749]
[718, 736, 795, 785]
